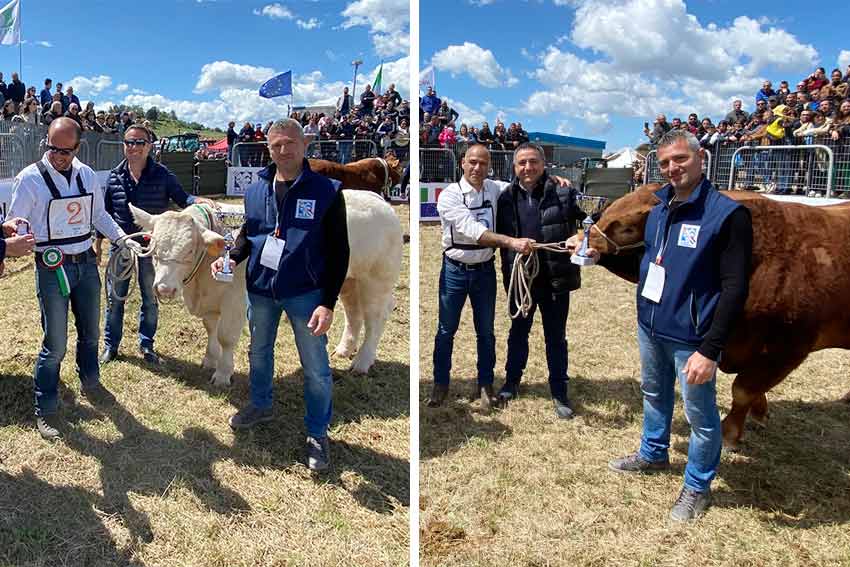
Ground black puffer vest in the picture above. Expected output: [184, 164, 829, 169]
[497, 173, 586, 295]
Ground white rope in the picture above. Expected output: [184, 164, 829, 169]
[106, 232, 156, 301]
[507, 241, 572, 319]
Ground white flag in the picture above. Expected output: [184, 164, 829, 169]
[419, 65, 435, 92]
[0, 0, 20, 46]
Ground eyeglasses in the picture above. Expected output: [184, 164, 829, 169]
[123, 139, 149, 147]
[46, 144, 77, 156]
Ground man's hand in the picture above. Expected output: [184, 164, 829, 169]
[210, 257, 235, 278]
[2, 217, 27, 237]
[682, 351, 717, 385]
[832, 130, 840, 141]
[509, 237, 535, 255]
[307, 305, 334, 336]
[195, 197, 220, 210]
[4, 234, 35, 257]
[550, 175, 572, 188]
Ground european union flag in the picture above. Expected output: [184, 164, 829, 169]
[259, 71, 292, 98]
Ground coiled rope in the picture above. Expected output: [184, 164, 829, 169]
[106, 232, 156, 301]
[507, 241, 573, 319]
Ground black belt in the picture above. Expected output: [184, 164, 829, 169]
[36, 248, 95, 266]
[444, 255, 494, 270]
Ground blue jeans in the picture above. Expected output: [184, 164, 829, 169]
[247, 290, 332, 438]
[504, 282, 570, 400]
[34, 255, 102, 416]
[104, 249, 158, 351]
[637, 326, 722, 493]
[432, 257, 496, 386]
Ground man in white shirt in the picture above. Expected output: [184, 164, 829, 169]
[429, 144, 535, 410]
[4, 118, 126, 441]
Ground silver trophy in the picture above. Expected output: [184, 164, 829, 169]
[213, 211, 245, 283]
[571, 194, 608, 266]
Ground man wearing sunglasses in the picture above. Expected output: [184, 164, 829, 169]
[99, 124, 216, 366]
[4, 118, 127, 441]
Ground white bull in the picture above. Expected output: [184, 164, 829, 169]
[129, 189, 402, 385]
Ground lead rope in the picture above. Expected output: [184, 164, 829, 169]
[507, 241, 572, 319]
[106, 232, 156, 301]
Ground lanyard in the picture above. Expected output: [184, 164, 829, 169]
[654, 196, 681, 265]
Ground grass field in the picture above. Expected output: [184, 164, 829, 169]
[418, 220, 850, 567]
[0, 203, 410, 567]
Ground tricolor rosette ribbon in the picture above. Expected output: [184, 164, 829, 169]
[42, 247, 70, 297]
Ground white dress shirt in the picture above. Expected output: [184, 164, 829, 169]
[8, 153, 125, 254]
[437, 176, 510, 264]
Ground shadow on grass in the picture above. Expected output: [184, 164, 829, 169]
[0, 468, 143, 567]
[419, 378, 513, 460]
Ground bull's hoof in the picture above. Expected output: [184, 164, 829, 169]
[349, 358, 373, 375]
[333, 346, 356, 359]
[201, 357, 217, 370]
[722, 440, 741, 454]
[209, 372, 232, 387]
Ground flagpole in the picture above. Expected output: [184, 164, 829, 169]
[18, 0, 21, 78]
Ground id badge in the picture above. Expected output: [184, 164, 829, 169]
[260, 235, 285, 270]
[641, 262, 665, 303]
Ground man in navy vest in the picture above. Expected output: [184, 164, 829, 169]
[593, 130, 752, 521]
[212, 118, 350, 472]
[100, 124, 215, 366]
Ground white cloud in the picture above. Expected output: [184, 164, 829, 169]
[432, 42, 517, 88]
[115, 84, 129, 93]
[194, 61, 277, 93]
[253, 3, 294, 19]
[341, 0, 409, 58]
[325, 49, 338, 61]
[444, 98, 486, 127]
[296, 17, 321, 29]
[368, 57, 410, 97]
[469, 0, 495, 5]
[67, 75, 113, 97]
[555, 120, 571, 136]
[839, 50, 850, 71]
[132, 88, 148, 95]
[35, 40, 53, 48]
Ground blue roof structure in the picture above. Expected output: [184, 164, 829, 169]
[528, 132, 606, 150]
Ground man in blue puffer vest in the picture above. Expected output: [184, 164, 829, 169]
[100, 123, 216, 365]
[594, 130, 753, 521]
[212, 118, 350, 472]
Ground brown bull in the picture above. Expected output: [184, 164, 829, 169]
[586, 183, 850, 448]
[308, 154, 402, 195]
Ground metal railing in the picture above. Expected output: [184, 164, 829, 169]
[728, 144, 834, 196]
[0, 134, 26, 179]
[232, 142, 271, 168]
[305, 140, 379, 164]
[420, 148, 457, 182]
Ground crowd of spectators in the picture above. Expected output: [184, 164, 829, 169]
[643, 66, 850, 149]
[418, 86, 530, 151]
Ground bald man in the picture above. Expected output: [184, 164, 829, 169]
[4, 118, 126, 440]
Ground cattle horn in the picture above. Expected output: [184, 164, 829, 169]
[130, 204, 156, 230]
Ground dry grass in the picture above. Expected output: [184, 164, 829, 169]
[0, 201, 410, 567]
[418, 221, 850, 567]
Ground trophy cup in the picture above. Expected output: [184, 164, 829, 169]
[570, 194, 608, 266]
[213, 211, 245, 283]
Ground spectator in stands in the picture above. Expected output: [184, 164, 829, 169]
[420, 86, 441, 116]
[776, 81, 791, 103]
[817, 98, 834, 119]
[456, 123, 472, 143]
[8, 72, 25, 110]
[360, 84, 376, 115]
[753, 99, 768, 118]
[386, 83, 402, 107]
[254, 123, 266, 142]
[785, 92, 801, 116]
[103, 113, 118, 134]
[478, 121, 494, 145]
[724, 100, 748, 125]
[383, 99, 399, 125]
[803, 67, 828, 92]
[66, 86, 80, 110]
[828, 69, 848, 98]
[755, 80, 775, 104]
[699, 122, 715, 148]
[40, 78, 52, 109]
[425, 115, 442, 147]
[793, 109, 815, 139]
[830, 99, 850, 141]
[685, 113, 700, 135]
[669, 117, 683, 130]
[52, 82, 67, 112]
[644, 113, 671, 144]
[398, 99, 410, 125]
[1, 99, 16, 120]
[0, 72, 6, 101]
[64, 103, 84, 129]
[396, 118, 410, 144]
[767, 96, 779, 111]
[809, 111, 832, 137]
[13, 97, 40, 125]
[336, 86, 354, 116]
[699, 117, 713, 138]
[238, 121, 254, 142]
[439, 121, 457, 148]
[95, 112, 109, 132]
[304, 116, 319, 136]
[377, 115, 396, 146]
[493, 122, 508, 148]
[436, 100, 458, 126]
[711, 120, 734, 144]
[42, 101, 63, 126]
[515, 123, 529, 144]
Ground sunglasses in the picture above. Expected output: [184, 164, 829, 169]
[123, 139, 149, 147]
[46, 144, 77, 156]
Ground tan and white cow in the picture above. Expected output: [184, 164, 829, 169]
[130, 189, 402, 385]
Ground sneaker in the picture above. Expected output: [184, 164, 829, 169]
[670, 487, 712, 521]
[228, 404, 274, 430]
[608, 452, 670, 474]
[306, 436, 330, 471]
[36, 415, 62, 441]
[497, 382, 519, 406]
[553, 396, 575, 420]
[140, 346, 161, 366]
[427, 383, 449, 408]
[99, 348, 119, 364]
[478, 385, 496, 413]
[81, 383, 116, 406]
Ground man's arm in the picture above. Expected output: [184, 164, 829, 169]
[90, 172, 126, 242]
[319, 191, 350, 310]
[165, 170, 196, 208]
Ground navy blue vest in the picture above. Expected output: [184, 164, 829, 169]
[637, 177, 743, 345]
[243, 159, 341, 299]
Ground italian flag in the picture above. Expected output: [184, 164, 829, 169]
[0, 0, 20, 46]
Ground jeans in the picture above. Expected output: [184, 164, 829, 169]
[637, 326, 722, 493]
[504, 282, 570, 400]
[104, 249, 158, 351]
[34, 255, 102, 416]
[247, 290, 333, 438]
[432, 257, 496, 386]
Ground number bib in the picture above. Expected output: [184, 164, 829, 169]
[47, 194, 93, 241]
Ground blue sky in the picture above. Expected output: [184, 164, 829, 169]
[421, 0, 850, 152]
[1, 0, 408, 129]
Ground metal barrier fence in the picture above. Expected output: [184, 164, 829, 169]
[232, 142, 271, 167]
[420, 148, 457, 182]
[644, 149, 712, 184]
[728, 145, 834, 196]
[0, 134, 26, 180]
[305, 140, 379, 164]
